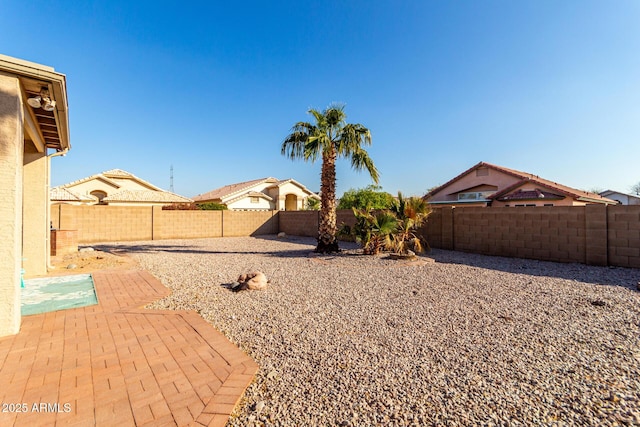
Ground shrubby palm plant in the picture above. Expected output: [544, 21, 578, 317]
[305, 197, 320, 210]
[341, 209, 398, 255]
[340, 192, 432, 256]
[389, 193, 432, 254]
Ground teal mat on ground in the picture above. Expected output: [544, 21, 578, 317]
[21, 274, 98, 316]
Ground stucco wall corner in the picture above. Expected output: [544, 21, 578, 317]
[0, 73, 24, 336]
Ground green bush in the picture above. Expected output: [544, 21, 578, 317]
[338, 185, 395, 210]
[196, 202, 228, 210]
[162, 203, 198, 210]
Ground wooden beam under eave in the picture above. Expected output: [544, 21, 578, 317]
[23, 103, 46, 153]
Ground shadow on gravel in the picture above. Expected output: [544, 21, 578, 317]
[90, 235, 361, 260]
[92, 243, 314, 258]
[429, 248, 640, 291]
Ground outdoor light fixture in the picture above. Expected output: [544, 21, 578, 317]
[27, 95, 42, 108]
[27, 87, 56, 111]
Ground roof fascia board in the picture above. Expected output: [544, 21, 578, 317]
[64, 174, 122, 190]
[0, 55, 70, 151]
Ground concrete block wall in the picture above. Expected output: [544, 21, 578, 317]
[54, 205, 153, 243]
[607, 205, 640, 268]
[52, 205, 279, 243]
[422, 209, 442, 248]
[152, 207, 223, 239]
[222, 210, 278, 237]
[279, 211, 319, 237]
[337, 209, 357, 232]
[279, 210, 357, 238]
[585, 205, 608, 266]
[49, 204, 640, 268]
[451, 207, 586, 263]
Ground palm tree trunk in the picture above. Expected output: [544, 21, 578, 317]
[316, 147, 339, 253]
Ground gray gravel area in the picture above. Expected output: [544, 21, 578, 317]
[104, 235, 640, 426]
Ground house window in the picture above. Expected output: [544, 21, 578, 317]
[543, 204, 554, 207]
[515, 204, 536, 207]
[90, 190, 107, 205]
[250, 197, 259, 203]
[458, 191, 492, 201]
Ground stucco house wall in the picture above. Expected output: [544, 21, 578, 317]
[0, 73, 24, 337]
[0, 55, 70, 338]
[23, 143, 50, 276]
[268, 181, 314, 210]
[226, 196, 273, 210]
[65, 178, 119, 196]
[599, 190, 640, 206]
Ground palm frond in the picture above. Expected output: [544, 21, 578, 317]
[350, 148, 380, 184]
[303, 136, 325, 162]
[282, 121, 314, 159]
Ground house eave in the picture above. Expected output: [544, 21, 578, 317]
[0, 54, 70, 152]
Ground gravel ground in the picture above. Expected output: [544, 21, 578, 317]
[102, 235, 640, 426]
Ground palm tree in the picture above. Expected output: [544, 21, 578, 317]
[282, 104, 379, 253]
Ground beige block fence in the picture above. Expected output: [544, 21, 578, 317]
[50, 205, 278, 242]
[51, 204, 640, 268]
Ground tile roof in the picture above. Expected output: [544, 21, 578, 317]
[103, 190, 193, 203]
[59, 169, 163, 192]
[193, 177, 278, 202]
[102, 169, 134, 177]
[270, 178, 320, 198]
[50, 187, 96, 202]
[490, 175, 615, 204]
[494, 189, 564, 201]
[53, 169, 192, 204]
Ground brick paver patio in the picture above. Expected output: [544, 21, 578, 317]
[0, 269, 258, 426]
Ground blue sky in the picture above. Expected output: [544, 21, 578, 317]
[2, 1, 639, 198]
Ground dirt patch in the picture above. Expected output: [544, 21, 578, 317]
[48, 249, 139, 275]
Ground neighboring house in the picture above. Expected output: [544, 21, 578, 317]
[193, 177, 320, 211]
[51, 169, 192, 206]
[425, 161, 616, 207]
[599, 190, 640, 206]
[0, 54, 71, 337]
